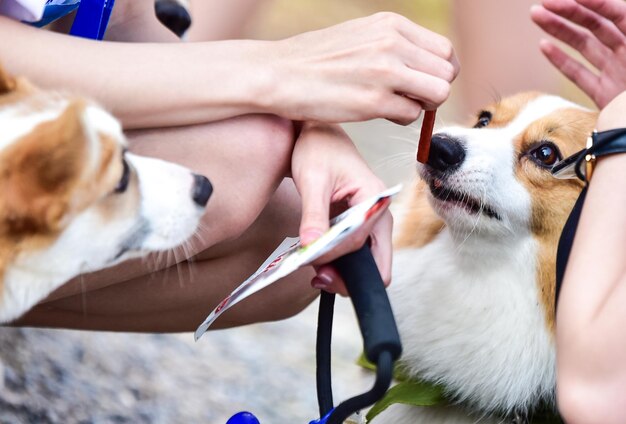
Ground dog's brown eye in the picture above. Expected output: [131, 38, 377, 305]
[114, 158, 130, 193]
[473, 111, 492, 128]
[529, 142, 561, 168]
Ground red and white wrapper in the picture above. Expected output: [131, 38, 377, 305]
[194, 184, 402, 341]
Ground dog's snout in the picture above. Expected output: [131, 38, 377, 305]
[426, 133, 466, 172]
[191, 174, 213, 207]
[155, 0, 192, 37]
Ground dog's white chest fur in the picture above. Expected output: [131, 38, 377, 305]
[384, 229, 555, 421]
[372, 92, 596, 423]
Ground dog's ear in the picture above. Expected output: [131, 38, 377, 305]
[0, 101, 89, 236]
[0, 64, 16, 95]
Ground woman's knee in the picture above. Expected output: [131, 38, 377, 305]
[235, 114, 295, 175]
[205, 114, 296, 241]
[128, 114, 296, 247]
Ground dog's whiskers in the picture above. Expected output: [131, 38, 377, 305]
[387, 134, 421, 148]
[373, 152, 416, 173]
[457, 190, 483, 250]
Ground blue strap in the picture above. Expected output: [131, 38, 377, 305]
[226, 412, 261, 424]
[309, 408, 335, 424]
[69, 0, 115, 40]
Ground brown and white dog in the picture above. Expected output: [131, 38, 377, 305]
[0, 66, 212, 323]
[378, 93, 596, 423]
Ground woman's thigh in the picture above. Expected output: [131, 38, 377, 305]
[15, 113, 319, 330]
[19, 179, 318, 332]
[129, 113, 296, 249]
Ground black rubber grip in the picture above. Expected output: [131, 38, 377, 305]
[331, 244, 402, 363]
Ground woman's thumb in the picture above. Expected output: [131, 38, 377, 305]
[299, 185, 331, 246]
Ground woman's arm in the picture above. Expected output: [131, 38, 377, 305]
[556, 91, 626, 424]
[0, 14, 274, 129]
[0, 10, 458, 130]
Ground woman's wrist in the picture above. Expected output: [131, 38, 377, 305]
[198, 39, 281, 117]
[234, 40, 281, 115]
[597, 91, 626, 132]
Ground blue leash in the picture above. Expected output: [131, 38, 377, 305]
[69, 0, 115, 40]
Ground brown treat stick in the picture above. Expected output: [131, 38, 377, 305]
[417, 110, 436, 163]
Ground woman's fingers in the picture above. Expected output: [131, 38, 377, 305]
[298, 175, 332, 247]
[269, 12, 458, 124]
[531, 3, 612, 69]
[538, 39, 601, 100]
[532, 0, 626, 107]
[367, 209, 393, 288]
[541, 0, 626, 50]
[380, 11, 458, 63]
[313, 266, 347, 296]
[308, 199, 389, 268]
[311, 207, 393, 296]
[575, 0, 626, 35]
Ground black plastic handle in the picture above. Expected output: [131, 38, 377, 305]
[331, 244, 402, 363]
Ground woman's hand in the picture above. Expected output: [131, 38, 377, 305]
[259, 12, 459, 125]
[291, 122, 392, 295]
[531, 0, 626, 108]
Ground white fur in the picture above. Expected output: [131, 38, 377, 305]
[377, 96, 583, 423]
[0, 101, 206, 323]
[127, 153, 204, 250]
[387, 232, 555, 416]
[0, 94, 67, 150]
[82, 104, 126, 175]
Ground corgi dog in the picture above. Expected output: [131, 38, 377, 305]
[0, 67, 212, 323]
[377, 93, 596, 423]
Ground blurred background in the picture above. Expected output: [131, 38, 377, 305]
[185, 0, 593, 186]
[0, 1, 595, 423]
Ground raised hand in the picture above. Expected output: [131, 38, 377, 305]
[531, 0, 626, 108]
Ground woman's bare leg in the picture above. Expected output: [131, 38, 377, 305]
[185, 0, 270, 41]
[452, 0, 560, 113]
[15, 114, 318, 331]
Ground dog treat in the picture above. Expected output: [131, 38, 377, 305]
[417, 110, 436, 163]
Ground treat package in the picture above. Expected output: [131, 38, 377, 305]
[194, 184, 402, 340]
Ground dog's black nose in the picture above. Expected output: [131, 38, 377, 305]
[155, 0, 192, 37]
[191, 174, 213, 207]
[426, 133, 466, 172]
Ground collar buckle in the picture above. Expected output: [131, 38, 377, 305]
[584, 134, 596, 182]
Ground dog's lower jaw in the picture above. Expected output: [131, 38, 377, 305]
[387, 229, 556, 420]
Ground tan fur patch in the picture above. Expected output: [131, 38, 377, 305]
[96, 133, 119, 184]
[92, 134, 141, 223]
[0, 65, 16, 95]
[97, 166, 141, 225]
[475, 92, 543, 128]
[0, 68, 135, 315]
[0, 101, 91, 299]
[0, 102, 89, 237]
[514, 107, 597, 330]
[0, 73, 37, 108]
[394, 180, 445, 249]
